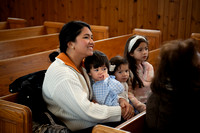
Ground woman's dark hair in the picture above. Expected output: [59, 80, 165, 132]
[59, 21, 91, 53]
[49, 51, 59, 62]
[84, 50, 109, 73]
[124, 35, 148, 89]
[151, 38, 200, 94]
[109, 56, 129, 75]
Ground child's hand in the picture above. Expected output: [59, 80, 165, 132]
[103, 73, 109, 80]
[92, 99, 97, 103]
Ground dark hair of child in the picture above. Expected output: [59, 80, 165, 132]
[84, 50, 109, 74]
[109, 56, 129, 75]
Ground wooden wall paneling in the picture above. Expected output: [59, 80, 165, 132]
[167, 0, 180, 41]
[57, 0, 68, 23]
[185, 0, 193, 38]
[147, 0, 158, 29]
[90, 0, 101, 25]
[190, 0, 200, 34]
[157, 0, 165, 42]
[34, 0, 45, 26]
[110, 0, 119, 37]
[0, 0, 200, 42]
[162, 0, 170, 42]
[128, 0, 137, 34]
[0, 0, 9, 21]
[136, 0, 144, 28]
[177, 0, 188, 39]
[142, 0, 149, 28]
[100, 0, 109, 27]
[23, 1, 32, 26]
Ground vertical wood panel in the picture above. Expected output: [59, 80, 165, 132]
[162, 0, 170, 41]
[168, 0, 180, 40]
[190, 0, 200, 33]
[185, 0, 192, 38]
[177, 0, 188, 39]
[0, 0, 200, 42]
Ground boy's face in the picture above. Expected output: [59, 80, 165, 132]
[89, 65, 108, 82]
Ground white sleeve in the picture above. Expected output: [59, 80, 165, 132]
[51, 70, 121, 123]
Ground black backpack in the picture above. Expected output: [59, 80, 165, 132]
[9, 70, 71, 133]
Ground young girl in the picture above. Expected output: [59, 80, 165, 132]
[109, 56, 146, 113]
[124, 35, 154, 104]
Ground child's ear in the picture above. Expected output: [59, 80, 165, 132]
[129, 52, 134, 57]
[88, 72, 92, 76]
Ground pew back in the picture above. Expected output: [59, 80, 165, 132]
[0, 21, 109, 42]
[0, 33, 59, 60]
[94, 34, 133, 59]
[0, 17, 27, 30]
[0, 98, 32, 133]
[133, 28, 162, 51]
[0, 49, 55, 96]
[0, 34, 160, 132]
[0, 21, 63, 42]
[91, 25, 109, 41]
[191, 33, 200, 40]
[147, 48, 160, 71]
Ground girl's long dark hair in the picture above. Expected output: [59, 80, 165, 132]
[124, 35, 148, 89]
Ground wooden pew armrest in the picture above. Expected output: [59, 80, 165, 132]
[116, 111, 146, 133]
[92, 124, 130, 133]
[0, 99, 32, 133]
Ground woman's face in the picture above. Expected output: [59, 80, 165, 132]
[72, 27, 94, 58]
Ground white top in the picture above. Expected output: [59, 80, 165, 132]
[42, 57, 121, 131]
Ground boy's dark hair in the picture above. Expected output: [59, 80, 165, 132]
[84, 50, 109, 73]
[109, 56, 129, 75]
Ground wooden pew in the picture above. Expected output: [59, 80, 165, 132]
[94, 34, 133, 59]
[147, 48, 160, 71]
[191, 33, 200, 40]
[0, 34, 160, 96]
[0, 49, 55, 97]
[92, 111, 146, 133]
[0, 35, 160, 132]
[0, 98, 32, 133]
[133, 28, 162, 51]
[0, 21, 109, 42]
[0, 34, 128, 132]
[0, 49, 55, 132]
[92, 125, 130, 133]
[0, 33, 59, 60]
[0, 21, 63, 41]
[91, 25, 109, 41]
[0, 17, 27, 30]
[0, 29, 113, 61]
[0, 34, 132, 96]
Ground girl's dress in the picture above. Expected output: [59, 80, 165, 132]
[129, 61, 154, 104]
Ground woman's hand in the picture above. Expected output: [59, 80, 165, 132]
[119, 98, 134, 120]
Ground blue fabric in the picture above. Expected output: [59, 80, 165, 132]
[92, 76, 124, 106]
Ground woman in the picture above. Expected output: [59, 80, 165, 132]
[145, 39, 200, 132]
[42, 21, 134, 132]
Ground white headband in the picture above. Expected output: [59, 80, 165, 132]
[128, 35, 147, 53]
